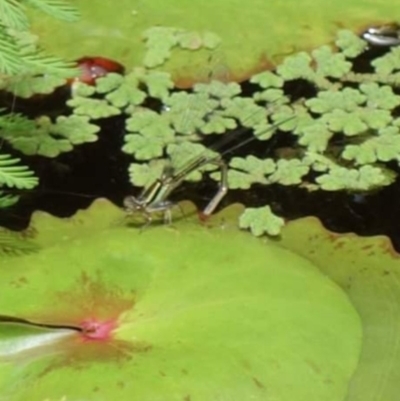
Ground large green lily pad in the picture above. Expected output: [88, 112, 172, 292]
[29, 0, 400, 84]
[0, 200, 361, 400]
[279, 218, 400, 401]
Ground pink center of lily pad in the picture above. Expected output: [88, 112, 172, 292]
[80, 318, 117, 341]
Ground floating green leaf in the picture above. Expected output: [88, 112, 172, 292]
[250, 71, 284, 88]
[276, 52, 314, 81]
[335, 29, 367, 58]
[312, 45, 352, 78]
[50, 115, 99, 145]
[359, 82, 400, 110]
[67, 97, 121, 119]
[269, 158, 310, 185]
[316, 165, 394, 191]
[128, 159, 167, 187]
[123, 109, 175, 160]
[239, 205, 285, 236]
[306, 88, 366, 113]
[372, 47, 400, 76]
[0, 200, 360, 401]
[225, 156, 275, 189]
[194, 80, 241, 99]
[342, 126, 400, 164]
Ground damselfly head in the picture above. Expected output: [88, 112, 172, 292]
[123, 196, 144, 214]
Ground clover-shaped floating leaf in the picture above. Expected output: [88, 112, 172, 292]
[123, 109, 175, 160]
[269, 158, 310, 185]
[139, 70, 174, 100]
[96, 72, 146, 109]
[253, 88, 286, 103]
[194, 80, 241, 99]
[342, 126, 400, 164]
[271, 104, 314, 133]
[0, 74, 66, 98]
[312, 46, 352, 78]
[250, 71, 284, 88]
[142, 26, 180, 68]
[372, 47, 400, 75]
[67, 97, 121, 119]
[128, 159, 168, 187]
[164, 92, 218, 135]
[221, 97, 267, 128]
[322, 109, 367, 136]
[359, 82, 400, 110]
[239, 205, 285, 236]
[276, 52, 314, 81]
[306, 88, 366, 113]
[50, 115, 99, 145]
[316, 165, 394, 191]
[3, 116, 74, 157]
[70, 81, 96, 97]
[335, 29, 367, 58]
[225, 156, 275, 189]
[167, 141, 215, 182]
[200, 111, 237, 134]
[296, 120, 334, 152]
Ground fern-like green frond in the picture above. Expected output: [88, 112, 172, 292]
[23, 0, 79, 21]
[0, 0, 29, 30]
[0, 153, 38, 189]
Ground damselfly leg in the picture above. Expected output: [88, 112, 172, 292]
[123, 154, 228, 226]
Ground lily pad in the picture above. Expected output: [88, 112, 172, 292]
[279, 217, 400, 401]
[0, 200, 360, 400]
[27, 0, 400, 85]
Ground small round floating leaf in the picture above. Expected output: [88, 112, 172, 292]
[250, 71, 283, 88]
[51, 115, 99, 145]
[253, 88, 285, 103]
[128, 160, 167, 187]
[95, 72, 125, 93]
[239, 205, 285, 236]
[372, 47, 400, 76]
[296, 120, 333, 152]
[194, 80, 241, 99]
[335, 30, 367, 58]
[142, 26, 180, 68]
[306, 88, 366, 114]
[124, 110, 175, 160]
[226, 156, 275, 189]
[3, 74, 66, 98]
[165, 92, 218, 134]
[316, 165, 394, 191]
[67, 97, 121, 119]
[312, 45, 352, 78]
[322, 109, 367, 136]
[140, 70, 174, 100]
[71, 82, 96, 97]
[268, 158, 311, 185]
[342, 126, 400, 164]
[359, 82, 400, 110]
[200, 113, 237, 134]
[221, 97, 266, 127]
[276, 52, 314, 80]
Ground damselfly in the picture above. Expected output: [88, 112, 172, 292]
[123, 109, 293, 226]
